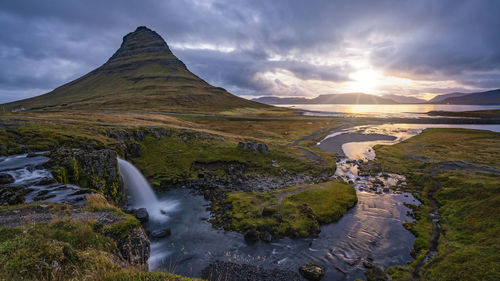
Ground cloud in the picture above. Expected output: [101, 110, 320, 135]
[1, 0, 500, 103]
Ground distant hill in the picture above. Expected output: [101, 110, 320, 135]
[3, 26, 268, 113]
[252, 96, 308, 104]
[427, 92, 470, 103]
[384, 94, 425, 104]
[437, 89, 500, 105]
[253, 93, 397, 104]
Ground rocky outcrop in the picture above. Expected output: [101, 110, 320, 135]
[117, 227, 150, 268]
[0, 185, 30, 205]
[299, 263, 325, 280]
[202, 261, 301, 281]
[0, 174, 14, 184]
[237, 141, 269, 154]
[133, 208, 149, 223]
[47, 148, 123, 203]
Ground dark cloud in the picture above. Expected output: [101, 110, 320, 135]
[1, 0, 500, 103]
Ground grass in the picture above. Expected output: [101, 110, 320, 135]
[0, 198, 200, 281]
[219, 180, 357, 239]
[0, 221, 200, 281]
[371, 128, 500, 280]
[131, 131, 335, 185]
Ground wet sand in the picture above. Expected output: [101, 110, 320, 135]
[317, 133, 396, 156]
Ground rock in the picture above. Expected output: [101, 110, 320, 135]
[26, 152, 38, 158]
[202, 261, 301, 281]
[365, 266, 389, 281]
[127, 143, 141, 158]
[273, 213, 283, 222]
[262, 207, 276, 217]
[117, 227, 150, 268]
[133, 208, 149, 223]
[244, 227, 259, 243]
[237, 141, 269, 154]
[151, 228, 171, 239]
[261, 231, 272, 243]
[35, 177, 57, 186]
[299, 263, 325, 281]
[363, 261, 374, 268]
[47, 148, 122, 203]
[0, 174, 15, 185]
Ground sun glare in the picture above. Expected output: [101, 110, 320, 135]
[349, 69, 381, 93]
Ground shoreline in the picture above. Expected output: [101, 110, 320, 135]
[317, 132, 397, 156]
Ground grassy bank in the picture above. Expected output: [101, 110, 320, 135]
[370, 128, 500, 280]
[213, 180, 357, 239]
[0, 197, 200, 281]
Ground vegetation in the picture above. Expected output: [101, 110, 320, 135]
[0, 199, 200, 281]
[427, 109, 500, 118]
[216, 180, 357, 239]
[371, 128, 500, 280]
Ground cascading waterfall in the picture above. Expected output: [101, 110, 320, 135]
[118, 158, 178, 222]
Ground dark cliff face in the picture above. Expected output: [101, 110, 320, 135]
[101, 26, 188, 74]
[48, 149, 123, 204]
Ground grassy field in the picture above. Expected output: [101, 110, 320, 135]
[0, 196, 200, 281]
[215, 180, 357, 239]
[370, 128, 500, 280]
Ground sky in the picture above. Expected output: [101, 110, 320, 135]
[1, 0, 500, 103]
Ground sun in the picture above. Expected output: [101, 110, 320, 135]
[349, 69, 382, 93]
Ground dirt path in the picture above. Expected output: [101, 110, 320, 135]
[270, 185, 315, 207]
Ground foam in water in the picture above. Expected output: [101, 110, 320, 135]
[117, 158, 179, 223]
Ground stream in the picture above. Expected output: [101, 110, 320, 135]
[122, 124, 500, 280]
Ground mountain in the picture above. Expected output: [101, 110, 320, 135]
[252, 96, 309, 104]
[437, 89, 500, 105]
[384, 94, 425, 104]
[253, 93, 397, 105]
[3, 26, 267, 113]
[427, 92, 469, 103]
[311, 93, 397, 104]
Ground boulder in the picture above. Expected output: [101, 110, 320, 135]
[237, 141, 269, 154]
[261, 231, 272, 243]
[244, 227, 259, 243]
[365, 266, 389, 281]
[151, 228, 171, 239]
[133, 208, 149, 223]
[0, 174, 14, 185]
[299, 263, 325, 281]
[117, 227, 150, 268]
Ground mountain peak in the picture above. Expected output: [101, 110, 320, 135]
[2, 26, 266, 113]
[108, 26, 174, 62]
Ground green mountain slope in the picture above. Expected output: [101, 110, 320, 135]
[3, 26, 268, 113]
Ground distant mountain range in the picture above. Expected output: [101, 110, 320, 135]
[431, 89, 500, 105]
[253, 89, 500, 105]
[253, 93, 397, 105]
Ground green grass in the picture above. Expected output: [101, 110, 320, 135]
[371, 128, 500, 280]
[219, 180, 357, 239]
[132, 132, 334, 185]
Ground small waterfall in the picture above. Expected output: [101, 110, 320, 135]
[118, 158, 178, 222]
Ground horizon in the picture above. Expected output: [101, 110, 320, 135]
[1, 1, 500, 103]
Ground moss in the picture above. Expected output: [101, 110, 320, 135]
[219, 180, 357, 239]
[374, 128, 500, 280]
[53, 167, 68, 184]
[132, 132, 334, 184]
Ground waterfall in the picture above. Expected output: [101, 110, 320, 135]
[118, 158, 178, 222]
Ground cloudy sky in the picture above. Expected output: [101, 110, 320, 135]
[1, 0, 499, 103]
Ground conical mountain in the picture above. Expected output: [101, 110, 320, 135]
[4, 26, 267, 112]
